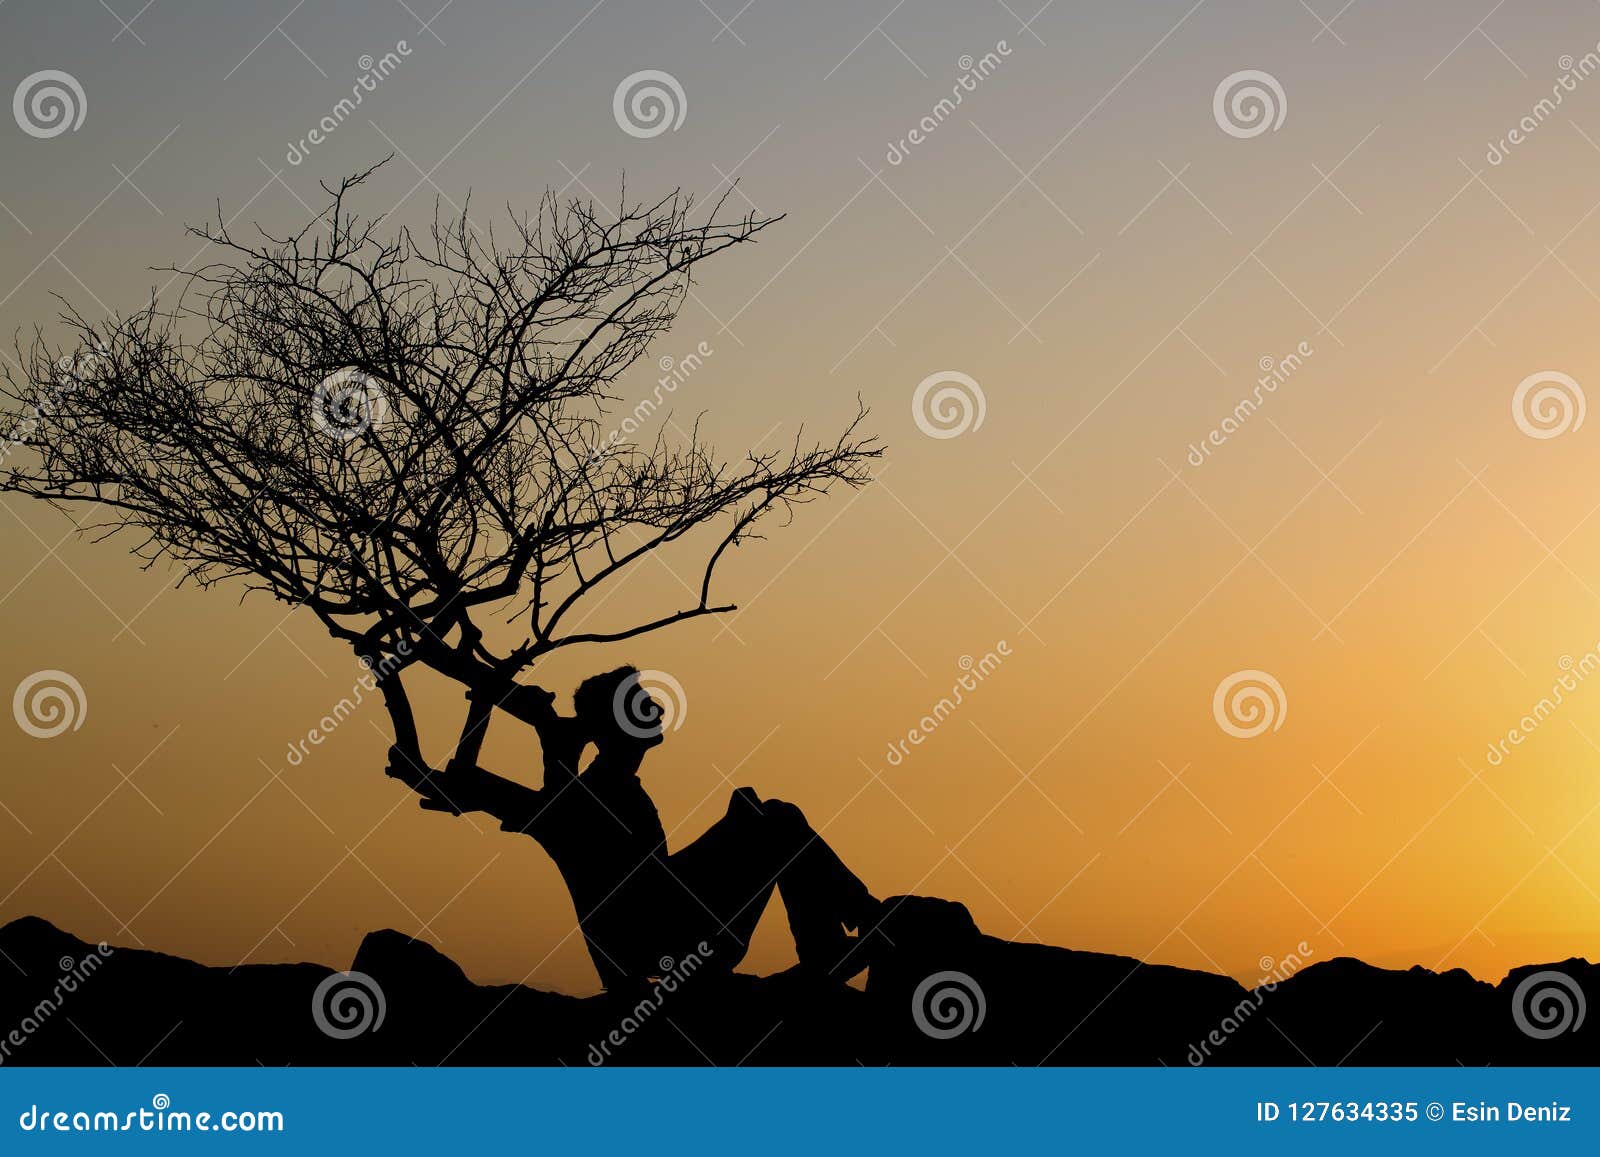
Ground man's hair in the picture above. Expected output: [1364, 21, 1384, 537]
[573, 665, 642, 730]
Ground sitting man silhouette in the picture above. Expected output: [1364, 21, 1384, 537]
[395, 667, 881, 991]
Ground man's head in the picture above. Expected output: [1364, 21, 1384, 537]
[573, 666, 667, 752]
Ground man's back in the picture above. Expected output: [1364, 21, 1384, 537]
[515, 743, 675, 988]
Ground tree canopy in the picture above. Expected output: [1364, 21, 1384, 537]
[1, 164, 879, 769]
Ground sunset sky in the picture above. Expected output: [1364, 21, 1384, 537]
[5, 0, 1600, 995]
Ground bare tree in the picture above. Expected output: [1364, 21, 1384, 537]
[0, 164, 879, 801]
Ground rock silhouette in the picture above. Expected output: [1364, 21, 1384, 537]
[1, 911, 1593, 1065]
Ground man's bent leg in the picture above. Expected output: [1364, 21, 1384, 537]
[670, 790, 879, 975]
[667, 793, 779, 966]
[757, 797, 879, 975]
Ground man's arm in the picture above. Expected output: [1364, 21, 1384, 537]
[384, 680, 583, 827]
[384, 746, 544, 829]
[489, 684, 587, 790]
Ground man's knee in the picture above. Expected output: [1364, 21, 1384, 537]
[725, 786, 762, 819]
[764, 798, 805, 824]
[725, 789, 808, 830]
[760, 799, 815, 843]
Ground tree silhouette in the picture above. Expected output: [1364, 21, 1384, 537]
[0, 164, 879, 792]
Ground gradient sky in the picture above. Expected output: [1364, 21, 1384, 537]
[4, 0, 1600, 995]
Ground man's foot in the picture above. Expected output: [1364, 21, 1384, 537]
[802, 903, 887, 983]
[847, 895, 884, 938]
